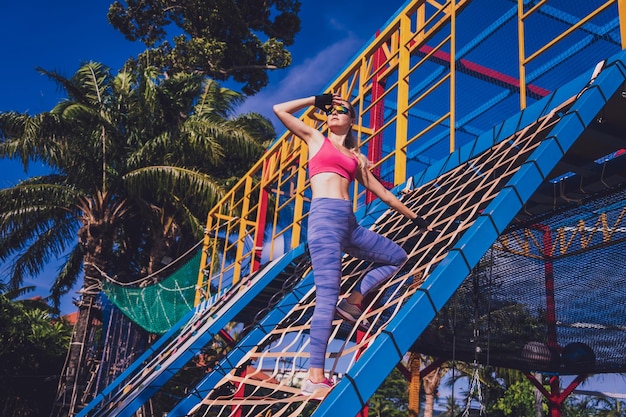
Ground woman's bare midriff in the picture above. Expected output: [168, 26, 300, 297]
[310, 172, 352, 200]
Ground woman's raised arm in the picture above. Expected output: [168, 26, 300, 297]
[273, 96, 319, 144]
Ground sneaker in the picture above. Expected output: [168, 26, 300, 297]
[301, 378, 334, 397]
[336, 299, 370, 331]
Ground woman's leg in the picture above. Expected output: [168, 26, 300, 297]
[306, 199, 352, 376]
[345, 226, 408, 296]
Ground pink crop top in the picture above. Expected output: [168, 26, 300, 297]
[308, 137, 359, 181]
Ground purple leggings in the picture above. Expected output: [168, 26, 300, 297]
[307, 198, 408, 368]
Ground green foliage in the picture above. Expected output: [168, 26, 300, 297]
[107, 0, 302, 95]
[561, 395, 598, 417]
[560, 394, 626, 417]
[0, 63, 275, 412]
[0, 288, 72, 417]
[0, 63, 274, 303]
[368, 367, 409, 417]
[490, 378, 546, 417]
[592, 397, 626, 417]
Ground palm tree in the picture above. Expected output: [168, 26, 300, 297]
[561, 395, 596, 416]
[422, 357, 449, 417]
[0, 62, 273, 416]
[440, 394, 463, 417]
[594, 397, 626, 416]
[368, 396, 396, 417]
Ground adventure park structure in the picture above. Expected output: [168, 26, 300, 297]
[56, 1, 626, 416]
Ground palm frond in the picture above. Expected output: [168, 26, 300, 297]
[179, 118, 225, 163]
[36, 66, 86, 104]
[0, 285, 36, 300]
[0, 111, 64, 168]
[231, 112, 276, 148]
[195, 78, 244, 119]
[123, 165, 225, 209]
[0, 183, 80, 264]
[57, 101, 101, 123]
[3, 215, 78, 289]
[126, 131, 175, 167]
[0, 111, 30, 141]
[167, 196, 206, 237]
[50, 243, 84, 306]
[73, 62, 112, 106]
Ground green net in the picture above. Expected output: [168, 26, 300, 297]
[102, 248, 202, 335]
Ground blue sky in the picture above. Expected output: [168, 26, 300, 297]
[1, 0, 624, 401]
[0, 0, 407, 311]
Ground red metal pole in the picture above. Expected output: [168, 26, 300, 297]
[355, 329, 370, 417]
[537, 225, 559, 355]
[539, 224, 562, 417]
[252, 159, 270, 273]
[367, 31, 388, 203]
[231, 367, 246, 417]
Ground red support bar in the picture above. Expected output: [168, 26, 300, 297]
[419, 357, 445, 378]
[356, 328, 370, 417]
[418, 44, 551, 99]
[231, 367, 246, 417]
[367, 32, 392, 202]
[522, 224, 590, 417]
[395, 357, 445, 393]
[218, 328, 236, 347]
[549, 375, 562, 417]
[526, 372, 588, 417]
[535, 224, 559, 353]
[251, 159, 270, 273]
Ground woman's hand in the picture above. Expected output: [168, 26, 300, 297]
[314, 92, 346, 111]
[412, 215, 433, 231]
[314, 93, 333, 111]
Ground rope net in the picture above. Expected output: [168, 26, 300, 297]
[415, 186, 626, 375]
[102, 247, 202, 335]
[185, 97, 573, 417]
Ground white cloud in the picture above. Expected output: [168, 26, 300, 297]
[237, 34, 365, 130]
[327, 17, 350, 33]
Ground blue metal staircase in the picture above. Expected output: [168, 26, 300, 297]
[81, 49, 626, 417]
[76, 244, 307, 417]
[312, 51, 626, 416]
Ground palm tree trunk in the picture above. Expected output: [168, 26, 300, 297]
[534, 372, 544, 417]
[423, 365, 444, 417]
[424, 389, 436, 417]
[53, 209, 114, 417]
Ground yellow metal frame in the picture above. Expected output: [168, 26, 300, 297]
[495, 206, 626, 259]
[518, 0, 624, 109]
[194, 0, 626, 306]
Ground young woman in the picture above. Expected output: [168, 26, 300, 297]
[273, 93, 430, 396]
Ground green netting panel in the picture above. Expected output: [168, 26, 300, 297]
[102, 249, 202, 334]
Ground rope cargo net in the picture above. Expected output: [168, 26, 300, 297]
[102, 242, 203, 334]
[185, 97, 573, 417]
[415, 185, 626, 375]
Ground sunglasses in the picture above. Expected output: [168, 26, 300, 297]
[325, 105, 352, 116]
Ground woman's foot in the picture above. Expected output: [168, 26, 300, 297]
[301, 377, 334, 397]
[336, 299, 370, 331]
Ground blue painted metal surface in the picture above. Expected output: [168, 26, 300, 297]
[76, 306, 199, 417]
[311, 51, 626, 416]
[411, 60, 612, 192]
[168, 259, 316, 416]
[79, 244, 306, 417]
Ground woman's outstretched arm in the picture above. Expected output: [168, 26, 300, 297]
[357, 168, 432, 230]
